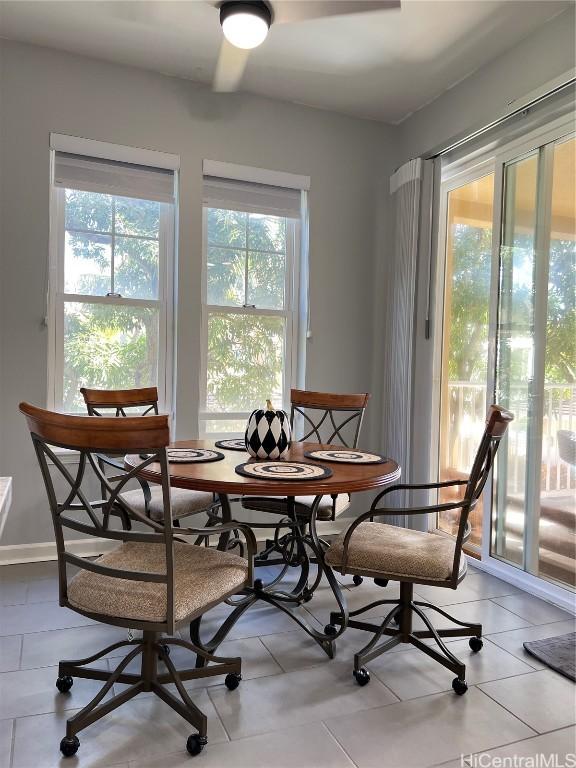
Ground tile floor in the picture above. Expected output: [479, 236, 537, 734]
[0, 559, 575, 768]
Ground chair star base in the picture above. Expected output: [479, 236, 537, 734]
[327, 582, 482, 694]
[56, 630, 241, 758]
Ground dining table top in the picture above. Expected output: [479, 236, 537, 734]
[125, 440, 401, 497]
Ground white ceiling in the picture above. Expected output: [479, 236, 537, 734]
[0, 0, 570, 123]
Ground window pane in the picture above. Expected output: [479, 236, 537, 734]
[201, 419, 247, 436]
[65, 189, 112, 232]
[493, 153, 539, 568]
[248, 213, 285, 253]
[64, 232, 112, 295]
[247, 252, 285, 309]
[207, 208, 246, 248]
[115, 196, 160, 238]
[63, 302, 159, 412]
[206, 313, 285, 412]
[438, 174, 494, 546]
[115, 236, 159, 299]
[207, 248, 245, 306]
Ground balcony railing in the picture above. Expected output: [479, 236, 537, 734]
[444, 382, 576, 495]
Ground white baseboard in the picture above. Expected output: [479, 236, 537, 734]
[0, 520, 349, 566]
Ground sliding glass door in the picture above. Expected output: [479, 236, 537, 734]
[493, 135, 575, 587]
[437, 122, 575, 592]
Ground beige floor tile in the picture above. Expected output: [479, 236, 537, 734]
[11, 691, 227, 768]
[0, 602, 95, 636]
[325, 687, 535, 767]
[133, 721, 355, 768]
[421, 599, 531, 634]
[0, 561, 59, 583]
[113, 635, 283, 698]
[491, 594, 575, 625]
[485, 619, 576, 669]
[0, 662, 110, 719]
[196, 600, 321, 643]
[26, 578, 60, 604]
[368, 638, 535, 700]
[0, 580, 28, 606]
[414, 573, 521, 607]
[20, 624, 130, 670]
[304, 579, 401, 622]
[0, 635, 22, 672]
[433, 725, 576, 768]
[0, 718, 13, 768]
[479, 670, 576, 733]
[208, 659, 398, 739]
[261, 625, 389, 673]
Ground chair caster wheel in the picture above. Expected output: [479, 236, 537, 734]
[452, 678, 468, 695]
[302, 589, 313, 603]
[324, 624, 338, 637]
[159, 644, 171, 660]
[56, 675, 73, 693]
[353, 668, 370, 686]
[352, 575, 363, 586]
[186, 734, 208, 756]
[469, 637, 483, 652]
[60, 736, 80, 757]
[225, 673, 241, 691]
[253, 578, 263, 591]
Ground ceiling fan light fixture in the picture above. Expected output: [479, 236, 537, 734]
[220, 1, 271, 50]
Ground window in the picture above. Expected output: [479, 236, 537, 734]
[48, 142, 177, 413]
[200, 174, 305, 436]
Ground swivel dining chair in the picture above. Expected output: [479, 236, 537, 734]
[81, 387, 219, 529]
[241, 389, 369, 590]
[21, 402, 256, 758]
[324, 405, 514, 694]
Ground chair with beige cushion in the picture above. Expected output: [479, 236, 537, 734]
[324, 405, 514, 694]
[81, 387, 218, 528]
[21, 402, 256, 759]
[242, 389, 369, 581]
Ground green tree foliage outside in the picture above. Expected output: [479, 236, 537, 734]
[63, 190, 160, 411]
[205, 208, 288, 415]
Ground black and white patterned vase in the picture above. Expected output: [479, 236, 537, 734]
[245, 401, 292, 460]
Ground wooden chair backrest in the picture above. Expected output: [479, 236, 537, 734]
[452, 404, 514, 580]
[290, 389, 370, 448]
[80, 387, 159, 417]
[20, 402, 177, 632]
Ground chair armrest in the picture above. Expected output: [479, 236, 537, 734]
[173, 521, 257, 585]
[371, 479, 468, 509]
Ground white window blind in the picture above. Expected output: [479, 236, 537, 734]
[54, 152, 175, 203]
[203, 176, 301, 218]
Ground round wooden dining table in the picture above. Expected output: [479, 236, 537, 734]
[126, 439, 401, 657]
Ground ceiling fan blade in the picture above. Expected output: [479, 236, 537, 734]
[213, 39, 251, 92]
[271, 1, 400, 25]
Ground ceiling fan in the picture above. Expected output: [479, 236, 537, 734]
[211, 0, 401, 92]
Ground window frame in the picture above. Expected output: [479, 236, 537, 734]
[199, 204, 302, 437]
[47, 163, 176, 415]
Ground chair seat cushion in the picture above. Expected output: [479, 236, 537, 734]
[120, 485, 215, 522]
[68, 541, 248, 624]
[241, 494, 350, 521]
[325, 522, 459, 583]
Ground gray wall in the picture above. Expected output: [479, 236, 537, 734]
[399, 5, 575, 495]
[399, 5, 575, 162]
[0, 40, 398, 547]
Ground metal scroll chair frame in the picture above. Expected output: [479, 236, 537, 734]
[326, 405, 514, 693]
[20, 402, 256, 758]
[80, 387, 220, 530]
[242, 389, 370, 597]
